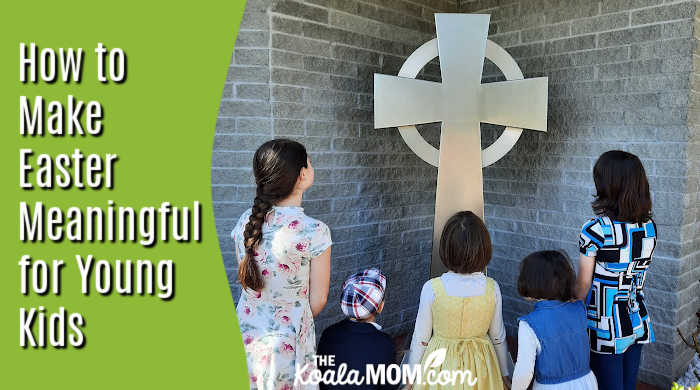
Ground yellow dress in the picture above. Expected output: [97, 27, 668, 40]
[415, 277, 503, 390]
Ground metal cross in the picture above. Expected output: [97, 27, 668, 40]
[374, 14, 548, 276]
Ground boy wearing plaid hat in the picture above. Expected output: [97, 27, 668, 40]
[317, 268, 396, 390]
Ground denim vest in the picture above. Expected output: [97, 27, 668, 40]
[519, 300, 591, 384]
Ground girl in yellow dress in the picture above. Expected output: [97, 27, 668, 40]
[406, 211, 511, 390]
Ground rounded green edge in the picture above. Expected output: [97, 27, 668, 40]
[0, 1, 250, 388]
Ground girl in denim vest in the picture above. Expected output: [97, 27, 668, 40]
[511, 251, 598, 390]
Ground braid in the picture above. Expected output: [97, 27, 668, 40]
[238, 196, 272, 291]
[236, 138, 308, 291]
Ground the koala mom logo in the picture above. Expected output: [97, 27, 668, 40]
[295, 348, 478, 387]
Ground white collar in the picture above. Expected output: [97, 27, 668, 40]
[444, 271, 485, 278]
[348, 317, 382, 330]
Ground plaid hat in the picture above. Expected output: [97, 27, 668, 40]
[340, 268, 387, 320]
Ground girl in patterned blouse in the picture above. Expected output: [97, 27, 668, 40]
[574, 150, 656, 390]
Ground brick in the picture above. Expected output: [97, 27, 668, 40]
[489, 3, 519, 22]
[219, 100, 270, 117]
[303, 89, 355, 106]
[547, 47, 630, 70]
[461, 0, 512, 13]
[235, 30, 269, 48]
[497, 10, 546, 33]
[215, 118, 236, 134]
[489, 31, 521, 47]
[630, 38, 695, 60]
[547, 66, 595, 83]
[271, 49, 303, 69]
[598, 24, 662, 47]
[506, 42, 545, 58]
[375, 0, 423, 17]
[521, 22, 569, 43]
[661, 20, 694, 39]
[356, 2, 406, 27]
[234, 48, 268, 66]
[271, 85, 303, 102]
[226, 66, 269, 83]
[329, 0, 358, 14]
[593, 93, 659, 111]
[329, 11, 382, 37]
[631, 2, 696, 26]
[272, 33, 330, 57]
[544, 34, 596, 54]
[271, 67, 330, 87]
[244, 0, 274, 12]
[602, 58, 665, 80]
[662, 55, 693, 73]
[273, 119, 304, 135]
[303, 56, 355, 76]
[331, 45, 381, 65]
[271, 16, 303, 35]
[307, 121, 357, 137]
[236, 118, 272, 134]
[213, 134, 271, 150]
[545, 1, 599, 24]
[211, 168, 253, 185]
[240, 11, 269, 30]
[271, 1, 328, 23]
[330, 75, 363, 92]
[571, 12, 629, 35]
[235, 84, 269, 100]
[601, 0, 658, 14]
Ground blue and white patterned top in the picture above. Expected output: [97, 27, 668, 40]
[579, 216, 657, 354]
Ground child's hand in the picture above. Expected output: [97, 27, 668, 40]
[502, 376, 512, 390]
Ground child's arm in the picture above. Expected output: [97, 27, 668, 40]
[511, 321, 538, 390]
[488, 281, 511, 378]
[574, 254, 595, 300]
[404, 281, 434, 365]
[576, 218, 601, 300]
[309, 247, 331, 317]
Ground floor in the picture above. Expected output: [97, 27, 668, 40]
[391, 333, 664, 390]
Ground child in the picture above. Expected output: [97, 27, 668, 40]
[511, 251, 598, 390]
[316, 268, 396, 390]
[406, 211, 511, 390]
[574, 150, 656, 390]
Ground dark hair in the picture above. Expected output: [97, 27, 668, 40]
[238, 139, 308, 291]
[592, 150, 652, 225]
[517, 250, 575, 301]
[439, 211, 492, 274]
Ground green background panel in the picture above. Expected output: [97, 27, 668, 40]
[0, 1, 249, 387]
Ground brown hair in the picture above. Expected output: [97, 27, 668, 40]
[517, 250, 575, 301]
[592, 150, 652, 225]
[238, 139, 308, 291]
[439, 211, 492, 274]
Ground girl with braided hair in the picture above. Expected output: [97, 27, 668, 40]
[232, 139, 332, 390]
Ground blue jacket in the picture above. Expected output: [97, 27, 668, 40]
[519, 300, 591, 384]
[316, 319, 396, 390]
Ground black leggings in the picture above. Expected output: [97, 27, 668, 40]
[590, 344, 643, 390]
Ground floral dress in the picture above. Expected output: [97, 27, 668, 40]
[232, 206, 332, 390]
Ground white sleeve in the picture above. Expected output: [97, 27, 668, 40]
[405, 281, 434, 365]
[488, 280, 510, 377]
[511, 321, 540, 390]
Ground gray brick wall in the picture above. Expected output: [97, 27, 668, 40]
[463, 0, 699, 387]
[213, 0, 455, 338]
[682, 0, 700, 383]
[215, 0, 700, 386]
